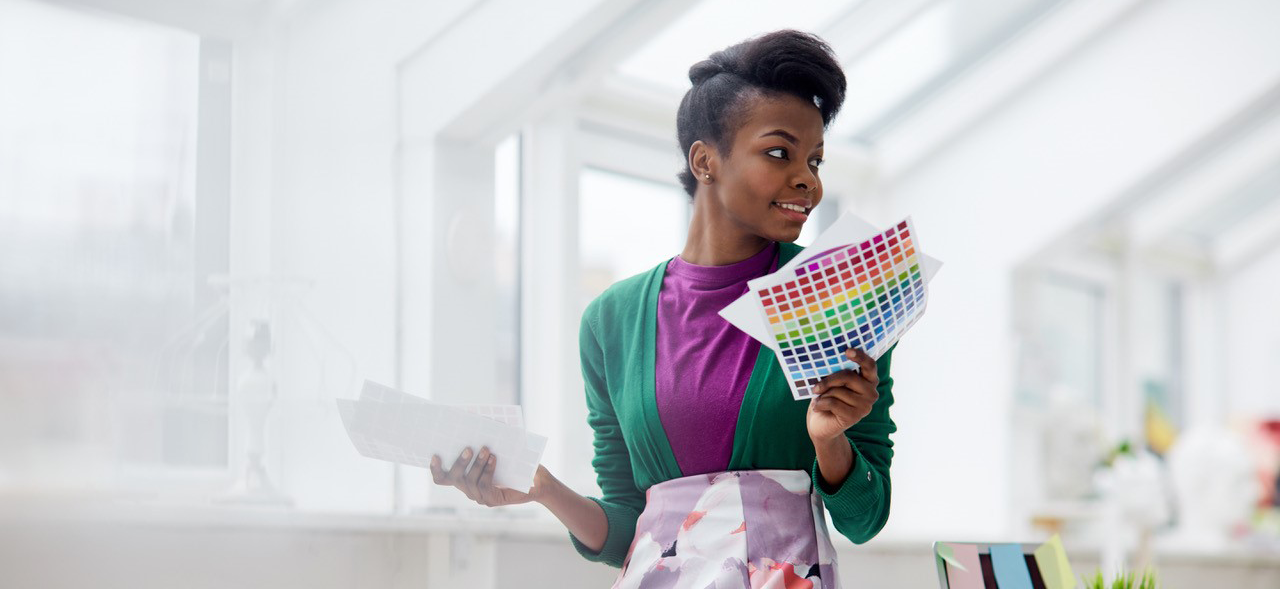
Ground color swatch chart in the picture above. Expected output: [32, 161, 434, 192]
[751, 218, 927, 399]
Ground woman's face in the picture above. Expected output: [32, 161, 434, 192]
[706, 92, 826, 243]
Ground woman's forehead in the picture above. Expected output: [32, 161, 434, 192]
[733, 94, 825, 145]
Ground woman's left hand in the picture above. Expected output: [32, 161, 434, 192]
[805, 347, 879, 444]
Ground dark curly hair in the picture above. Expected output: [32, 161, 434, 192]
[676, 30, 847, 198]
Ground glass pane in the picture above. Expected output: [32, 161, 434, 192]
[615, 0, 861, 92]
[495, 134, 521, 404]
[1017, 272, 1103, 409]
[0, 0, 210, 477]
[834, 0, 1063, 138]
[578, 168, 689, 309]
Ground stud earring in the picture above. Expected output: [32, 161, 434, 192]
[704, 173, 712, 181]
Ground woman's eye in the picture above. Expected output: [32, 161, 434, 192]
[765, 148, 822, 168]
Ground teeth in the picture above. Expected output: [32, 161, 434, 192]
[775, 202, 807, 214]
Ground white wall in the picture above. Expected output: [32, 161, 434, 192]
[1224, 241, 1280, 418]
[876, 0, 1280, 539]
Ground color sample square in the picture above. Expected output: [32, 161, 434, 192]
[751, 218, 928, 399]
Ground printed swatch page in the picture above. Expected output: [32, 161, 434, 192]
[745, 217, 930, 400]
[719, 212, 941, 353]
[337, 380, 545, 492]
[359, 381, 525, 428]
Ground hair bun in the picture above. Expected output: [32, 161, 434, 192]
[688, 59, 731, 86]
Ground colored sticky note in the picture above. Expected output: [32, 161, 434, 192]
[937, 543, 967, 572]
[1033, 534, 1076, 589]
[990, 544, 1034, 589]
[944, 543, 984, 589]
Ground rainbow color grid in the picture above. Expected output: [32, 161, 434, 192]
[753, 218, 927, 399]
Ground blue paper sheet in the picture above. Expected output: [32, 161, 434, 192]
[990, 544, 1033, 589]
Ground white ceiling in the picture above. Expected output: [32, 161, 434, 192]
[42, 0, 1280, 272]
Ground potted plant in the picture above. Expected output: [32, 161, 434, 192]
[1083, 568, 1158, 589]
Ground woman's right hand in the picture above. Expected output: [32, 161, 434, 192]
[429, 446, 543, 507]
[432, 448, 607, 553]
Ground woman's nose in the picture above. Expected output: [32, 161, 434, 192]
[795, 169, 818, 192]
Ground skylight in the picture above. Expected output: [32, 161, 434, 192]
[615, 0, 861, 93]
[614, 0, 1063, 143]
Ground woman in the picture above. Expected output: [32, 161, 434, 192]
[431, 30, 896, 588]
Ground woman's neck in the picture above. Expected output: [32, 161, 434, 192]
[680, 198, 771, 266]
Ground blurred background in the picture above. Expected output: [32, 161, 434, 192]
[1, 0, 1278, 587]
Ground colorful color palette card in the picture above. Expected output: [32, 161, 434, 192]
[740, 216, 931, 399]
[720, 212, 942, 350]
[337, 380, 546, 492]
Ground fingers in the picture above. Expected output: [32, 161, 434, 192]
[476, 454, 498, 505]
[844, 347, 878, 384]
[430, 455, 445, 484]
[810, 348, 881, 429]
[812, 348, 879, 395]
[430, 447, 507, 507]
[810, 393, 846, 414]
[447, 447, 473, 483]
[814, 372, 875, 398]
[462, 447, 490, 497]
[811, 391, 871, 427]
[815, 383, 878, 409]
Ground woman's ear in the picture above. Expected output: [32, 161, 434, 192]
[688, 140, 717, 184]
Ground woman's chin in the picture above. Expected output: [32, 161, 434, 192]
[766, 224, 805, 243]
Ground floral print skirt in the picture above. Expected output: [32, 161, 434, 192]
[611, 469, 840, 589]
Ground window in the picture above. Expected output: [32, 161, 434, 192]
[495, 134, 522, 404]
[614, 0, 858, 92]
[1016, 271, 1104, 410]
[0, 0, 215, 481]
[578, 168, 690, 307]
[832, 0, 1063, 139]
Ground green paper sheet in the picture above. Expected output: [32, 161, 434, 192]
[937, 543, 968, 572]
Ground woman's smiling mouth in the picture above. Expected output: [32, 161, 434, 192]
[772, 201, 812, 221]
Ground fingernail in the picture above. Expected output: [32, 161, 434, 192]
[479, 448, 489, 460]
[488, 455, 496, 466]
[463, 448, 473, 459]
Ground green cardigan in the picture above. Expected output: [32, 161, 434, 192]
[570, 241, 897, 568]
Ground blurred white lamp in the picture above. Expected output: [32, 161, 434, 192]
[218, 319, 291, 506]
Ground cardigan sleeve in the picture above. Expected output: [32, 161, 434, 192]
[809, 344, 898, 544]
[567, 305, 646, 568]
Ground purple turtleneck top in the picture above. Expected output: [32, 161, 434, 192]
[655, 242, 780, 476]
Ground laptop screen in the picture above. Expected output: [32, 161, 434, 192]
[933, 542, 1048, 589]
